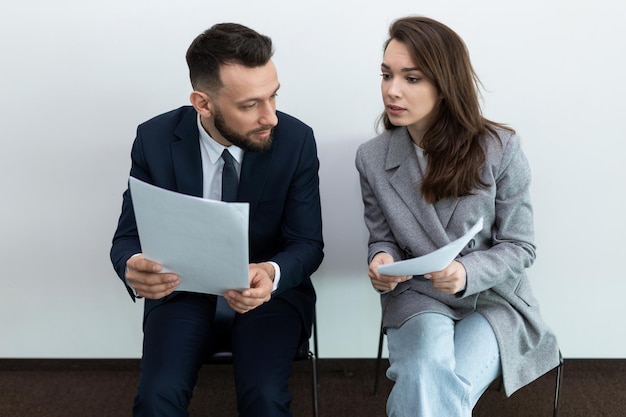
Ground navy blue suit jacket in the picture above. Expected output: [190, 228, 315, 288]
[110, 106, 324, 337]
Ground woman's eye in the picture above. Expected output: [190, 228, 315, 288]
[407, 77, 420, 84]
[380, 73, 391, 80]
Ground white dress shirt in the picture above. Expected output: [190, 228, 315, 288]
[196, 115, 281, 292]
[125, 117, 282, 297]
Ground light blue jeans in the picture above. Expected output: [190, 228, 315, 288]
[385, 311, 501, 417]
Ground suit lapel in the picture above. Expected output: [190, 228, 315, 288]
[171, 109, 203, 198]
[238, 144, 275, 219]
[168, 107, 271, 216]
[387, 128, 458, 247]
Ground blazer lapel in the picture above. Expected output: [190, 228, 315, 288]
[238, 147, 273, 219]
[433, 195, 459, 231]
[171, 109, 203, 198]
[168, 107, 271, 215]
[387, 128, 455, 247]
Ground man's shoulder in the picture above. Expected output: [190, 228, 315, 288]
[139, 106, 195, 130]
[275, 110, 313, 134]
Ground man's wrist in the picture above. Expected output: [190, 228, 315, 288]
[265, 261, 281, 292]
[261, 262, 277, 281]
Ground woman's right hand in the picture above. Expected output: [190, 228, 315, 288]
[368, 252, 410, 293]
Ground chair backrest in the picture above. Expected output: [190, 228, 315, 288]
[294, 338, 312, 361]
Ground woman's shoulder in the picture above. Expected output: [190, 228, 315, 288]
[482, 125, 521, 158]
[484, 124, 516, 144]
[357, 127, 408, 157]
[482, 126, 530, 179]
[360, 129, 393, 147]
[356, 130, 388, 161]
[355, 130, 397, 173]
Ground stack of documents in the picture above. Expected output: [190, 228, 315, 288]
[129, 177, 250, 295]
[378, 217, 483, 276]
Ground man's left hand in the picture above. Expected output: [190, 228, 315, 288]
[223, 262, 274, 313]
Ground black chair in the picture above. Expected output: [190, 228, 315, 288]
[205, 303, 319, 417]
[373, 320, 564, 417]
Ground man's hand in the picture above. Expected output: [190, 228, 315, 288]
[368, 252, 410, 293]
[223, 262, 273, 314]
[126, 254, 180, 299]
[424, 260, 467, 294]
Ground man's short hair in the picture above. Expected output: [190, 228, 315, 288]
[186, 23, 274, 93]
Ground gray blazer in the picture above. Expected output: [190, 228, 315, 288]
[355, 126, 559, 395]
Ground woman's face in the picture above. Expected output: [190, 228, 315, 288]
[381, 39, 441, 143]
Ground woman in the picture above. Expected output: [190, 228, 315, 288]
[355, 16, 559, 416]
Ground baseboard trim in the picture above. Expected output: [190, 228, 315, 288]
[0, 358, 141, 371]
[1, 357, 624, 372]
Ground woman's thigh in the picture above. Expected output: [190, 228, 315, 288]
[454, 311, 501, 406]
[386, 311, 500, 404]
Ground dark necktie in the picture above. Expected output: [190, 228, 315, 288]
[221, 149, 238, 202]
[215, 149, 238, 336]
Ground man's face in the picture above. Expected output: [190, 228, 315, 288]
[207, 61, 280, 152]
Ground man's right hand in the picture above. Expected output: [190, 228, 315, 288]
[126, 254, 180, 299]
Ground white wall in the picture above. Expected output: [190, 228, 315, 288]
[1, 0, 624, 359]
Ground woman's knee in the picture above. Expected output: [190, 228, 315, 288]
[388, 314, 455, 361]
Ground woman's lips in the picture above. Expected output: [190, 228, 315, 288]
[386, 104, 406, 116]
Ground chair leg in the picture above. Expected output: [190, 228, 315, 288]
[373, 321, 385, 396]
[553, 353, 564, 417]
[310, 351, 319, 417]
[310, 311, 319, 417]
[313, 310, 319, 359]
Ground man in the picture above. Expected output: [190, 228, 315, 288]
[110, 23, 324, 417]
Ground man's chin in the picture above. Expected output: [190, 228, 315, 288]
[246, 131, 273, 152]
[220, 129, 273, 153]
[234, 137, 272, 153]
[250, 138, 273, 152]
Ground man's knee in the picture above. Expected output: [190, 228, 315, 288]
[134, 374, 194, 416]
[236, 377, 292, 417]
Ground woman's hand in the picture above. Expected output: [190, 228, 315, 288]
[424, 260, 467, 294]
[368, 252, 410, 293]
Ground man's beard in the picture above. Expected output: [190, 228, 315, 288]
[213, 109, 273, 153]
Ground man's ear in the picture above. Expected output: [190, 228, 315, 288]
[189, 90, 213, 117]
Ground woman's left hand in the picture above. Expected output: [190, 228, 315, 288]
[424, 260, 467, 294]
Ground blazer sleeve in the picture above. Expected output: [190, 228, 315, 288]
[109, 127, 152, 300]
[355, 143, 405, 264]
[458, 134, 537, 296]
[268, 127, 324, 294]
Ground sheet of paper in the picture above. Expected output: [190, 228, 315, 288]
[129, 177, 250, 295]
[377, 217, 484, 276]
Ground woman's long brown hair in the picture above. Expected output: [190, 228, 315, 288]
[380, 16, 514, 204]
